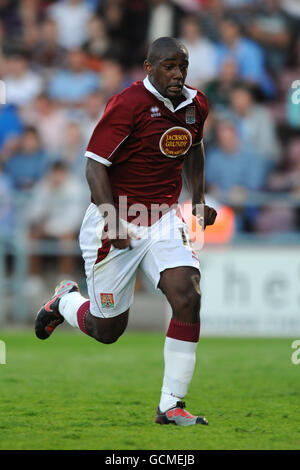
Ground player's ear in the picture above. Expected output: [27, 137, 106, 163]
[144, 60, 152, 76]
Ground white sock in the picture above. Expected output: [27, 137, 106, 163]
[59, 292, 88, 328]
[159, 337, 198, 412]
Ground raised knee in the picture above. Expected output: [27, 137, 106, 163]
[96, 334, 119, 344]
[93, 330, 121, 344]
[93, 322, 127, 344]
[85, 310, 129, 345]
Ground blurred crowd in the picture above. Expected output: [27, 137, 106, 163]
[0, 0, 300, 282]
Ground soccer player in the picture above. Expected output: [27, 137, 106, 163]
[35, 37, 217, 426]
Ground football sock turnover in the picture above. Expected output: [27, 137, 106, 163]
[59, 292, 89, 333]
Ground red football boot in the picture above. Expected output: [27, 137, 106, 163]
[35, 280, 79, 340]
[155, 401, 208, 426]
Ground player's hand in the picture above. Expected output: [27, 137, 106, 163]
[106, 221, 140, 250]
[192, 204, 217, 230]
[109, 236, 132, 250]
[106, 222, 131, 250]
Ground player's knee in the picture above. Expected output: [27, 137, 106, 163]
[86, 311, 128, 344]
[172, 285, 201, 319]
[93, 323, 127, 345]
[95, 332, 120, 344]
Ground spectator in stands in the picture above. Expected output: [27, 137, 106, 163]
[0, 163, 14, 237]
[179, 15, 218, 88]
[254, 204, 297, 233]
[23, 93, 69, 155]
[100, 59, 129, 98]
[0, 19, 16, 74]
[223, 0, 259, 10]
[3, 50, 43, 107]
[278, 0, 300, 65]
[216, 16, 275, 98]
[222, 0, 260, 26]
[2, 126, 50, 191]
[206, 119, 267, 198]
[253, 138, 300, 234]
[267, 138, 300, 193]
[0, 0, 22, 42]
[121, 0, 149, 66]
[80, 90, 106, 145]
[147, 0, 184, 44]
[246, 0, 290, 75]
[199, 0, 225, 43]
[227, 84, 281, 169]
[0, 20, 4, 66]
[0, 104, 23, 151]
[60, 121, 87, 179]
[254, 137, 299, 232]
[32, 18, 66, 72]
[204, 57, 240, 110]
[206, 119, 268, 230]
[47, 48, 99, 106]
[27, 160, 87, 279]
[83, 15, 111, 64]
[97, 0, 126, 49]
[47, 0, 93, 50]
[280, 0, 300, 32]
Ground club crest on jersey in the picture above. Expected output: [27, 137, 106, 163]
[185, 106, 196, 124]
[100, 293, 114, 308]
[150, 106, 161, 118]
[159, 126, 192, 158]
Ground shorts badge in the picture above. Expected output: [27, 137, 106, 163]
[185, 106, 195, 124]
[100, 293, 114, 308]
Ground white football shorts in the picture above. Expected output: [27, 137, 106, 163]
[79, 203, 200, 318]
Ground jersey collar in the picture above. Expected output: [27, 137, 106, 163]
[143, 75, 197, 113]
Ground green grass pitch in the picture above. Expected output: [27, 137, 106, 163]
[0, 331, 299, 450]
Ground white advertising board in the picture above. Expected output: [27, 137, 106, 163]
[166, 246, 300, 337]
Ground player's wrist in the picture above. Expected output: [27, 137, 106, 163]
[192, 200, 205, 216]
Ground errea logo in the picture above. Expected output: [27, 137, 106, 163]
[150, 106, 161, 118]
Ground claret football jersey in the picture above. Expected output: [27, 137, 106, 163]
[85, 76, 209, 224]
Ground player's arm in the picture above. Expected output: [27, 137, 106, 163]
[183, 141, 217, 229]
[85, 158, 131, 249]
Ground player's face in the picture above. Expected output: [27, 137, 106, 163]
[145, 48, 189, 101]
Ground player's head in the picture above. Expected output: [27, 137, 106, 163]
[144, 37, 189, 100]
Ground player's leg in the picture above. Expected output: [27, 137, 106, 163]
[35, 204, 144, 342]
[84, 309, 129, 344]
[155, 266, 207, 425]
[140, 210, 207, 425]
[60, 284, 130, 344]
[159, 265, 201, 323]
[158, 266, 201, 402]
[34, 278, 130, 343]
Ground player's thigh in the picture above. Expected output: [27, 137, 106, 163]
[87, 261, 136, 319]
[140, 226, 201, 322]
[80, 203, 146, 319]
